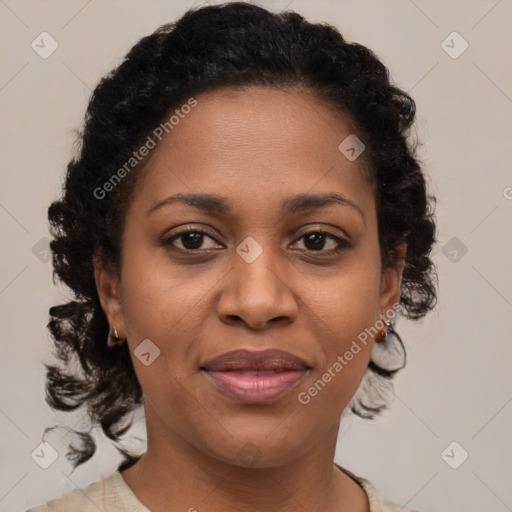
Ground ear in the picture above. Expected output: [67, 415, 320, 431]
[379, 243, 407, 316]
[93, 255, 125, 338]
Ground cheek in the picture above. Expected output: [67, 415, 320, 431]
[301, 257, 381, 393]
[312, 293, 374, 393]
[118, 248, 221, 404]
[308, 259, 382, 342]
[119, 243, 205, 341]
[296, 284, 377, 415]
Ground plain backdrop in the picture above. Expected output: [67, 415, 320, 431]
[1, 1, 511, 511]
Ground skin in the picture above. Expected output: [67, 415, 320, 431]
[95, 85, 405, 512]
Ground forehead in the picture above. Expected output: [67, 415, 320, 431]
[130, 85, 375, 220]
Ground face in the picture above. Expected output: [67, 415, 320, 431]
[96, 85, 403, 468]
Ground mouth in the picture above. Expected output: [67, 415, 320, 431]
[200, 349, 310, 403]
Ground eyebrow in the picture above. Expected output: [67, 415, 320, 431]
[147, 192, 366, 224]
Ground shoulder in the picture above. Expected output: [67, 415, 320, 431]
[335, 463, 421, 512]
[25, 471, 149, 512]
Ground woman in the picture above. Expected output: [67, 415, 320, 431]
[27, 2, 436, 511]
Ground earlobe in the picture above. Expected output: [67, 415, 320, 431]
[379, 243, 407, 314]
[93, 255, 125, 338]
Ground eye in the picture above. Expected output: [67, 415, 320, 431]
[161, 227, 223, 252]
[161, 226, 351, 256]
[291, 230, 351, 255]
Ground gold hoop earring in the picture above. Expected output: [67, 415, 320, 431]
[375, 320, 394, 344]
[369, 320, 406, 376]
[108, 325, 123, 347]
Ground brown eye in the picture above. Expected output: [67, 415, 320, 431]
[176, 232, 206, 250]
[303, 232, 330, 251]
[292, 230, 351, 255]
[162, 228, 222, 252]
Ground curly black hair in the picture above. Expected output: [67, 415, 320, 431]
[43, 1, 437, 473]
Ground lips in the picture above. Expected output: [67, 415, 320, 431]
[200, 349, 310, 403]
[201, 348, 309, 372]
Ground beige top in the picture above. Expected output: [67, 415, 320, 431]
[26, 464, 419, 512]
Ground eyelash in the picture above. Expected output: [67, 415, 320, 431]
[160, 226, 351, 257]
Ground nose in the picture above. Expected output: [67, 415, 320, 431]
[217, 245, 299, 330]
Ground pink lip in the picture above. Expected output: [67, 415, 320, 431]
[203, 369, 308, 402]
[200, 349, 310, 403]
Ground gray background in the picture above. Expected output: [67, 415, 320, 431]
[1, 0, 511, 511]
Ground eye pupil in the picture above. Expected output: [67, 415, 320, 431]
[305, 233, 326, 251]
[182, 232, 203, 249]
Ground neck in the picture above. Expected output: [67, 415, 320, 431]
[120, 406, 368, 512]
